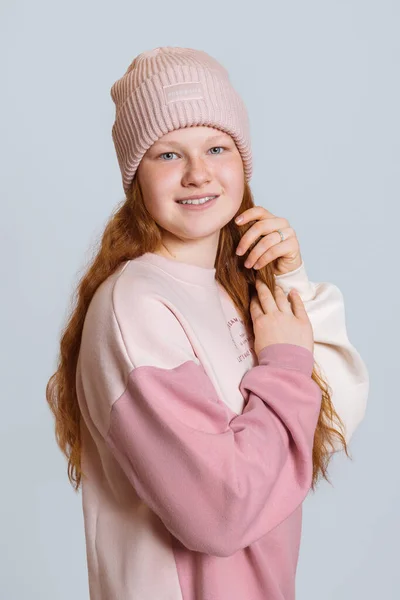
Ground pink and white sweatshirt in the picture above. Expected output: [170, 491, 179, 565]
[76, 252, 369, 600]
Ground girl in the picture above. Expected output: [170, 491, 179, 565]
[46, 46, 369, 599]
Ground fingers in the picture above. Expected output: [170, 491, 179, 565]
[255, 278, 293, 314]
[254, 278, 278, 314]
[287, 288, 308, 318]
[254, 277, 306, 318]
[249, 294, 264, 320]
[274, 284, 293, 312]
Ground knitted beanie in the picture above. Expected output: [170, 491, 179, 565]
[110, 46, 253, 195]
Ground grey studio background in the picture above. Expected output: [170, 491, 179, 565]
[1, 0, 398, 598]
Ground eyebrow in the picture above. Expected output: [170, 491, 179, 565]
[153, 134, 229, 148]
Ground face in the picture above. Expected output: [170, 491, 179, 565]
[136, 126, 245, 267]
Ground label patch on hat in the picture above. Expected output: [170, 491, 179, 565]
[163, 81, 204, 104]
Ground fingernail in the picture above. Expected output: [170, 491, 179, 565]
[235, 216, 243, 223]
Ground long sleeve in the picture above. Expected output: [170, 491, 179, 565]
[79, 288, 322, 558]
[275, 261, 369, 448]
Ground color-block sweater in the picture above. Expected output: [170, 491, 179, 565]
[76, 252, 369, 600]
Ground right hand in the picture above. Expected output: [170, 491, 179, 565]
[250, 278, 314, 358]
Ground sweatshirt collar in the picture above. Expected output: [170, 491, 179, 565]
[135, 252, 217, 286]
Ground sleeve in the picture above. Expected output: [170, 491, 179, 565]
[275, 260, 370, 449]
[81, 288, 322, 558]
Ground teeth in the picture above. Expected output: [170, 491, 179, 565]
[178, 196, 216, 205]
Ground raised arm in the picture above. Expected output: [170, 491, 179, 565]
[79, 290, 322, 557]
[275, 261, 369, 447]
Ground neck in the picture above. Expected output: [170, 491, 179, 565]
[155, 234, 220, 269]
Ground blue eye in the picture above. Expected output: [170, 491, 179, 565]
[158, 146, 226, 160]
[159, 152, 176, 161]
[209, 146, 225, 155]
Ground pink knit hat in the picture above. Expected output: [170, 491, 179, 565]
[110, 46, 253, 195]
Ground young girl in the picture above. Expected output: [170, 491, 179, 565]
[46, 46, 369, 600]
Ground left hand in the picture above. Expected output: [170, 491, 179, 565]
[234, 207, 302, 276]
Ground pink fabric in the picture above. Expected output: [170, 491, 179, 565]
[76, 251, 369, 599]
[105, 347, 321, 599]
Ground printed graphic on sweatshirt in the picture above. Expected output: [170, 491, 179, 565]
[227, 314, 256, 364]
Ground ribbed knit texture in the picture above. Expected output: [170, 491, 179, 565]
[110, 46, 253, 195]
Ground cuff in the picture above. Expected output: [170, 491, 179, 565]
[257, 343, 315, 377]
[274, 261, 316, 302]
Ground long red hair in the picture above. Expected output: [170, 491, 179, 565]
[46, 175, 349, 493]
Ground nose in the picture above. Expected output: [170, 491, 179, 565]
[181, 157, 212, 187]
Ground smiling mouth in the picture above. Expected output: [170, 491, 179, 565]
[177, 195, 219, 205]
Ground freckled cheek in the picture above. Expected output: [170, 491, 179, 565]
[152, 164, 181, 189]
[220, 160, 243, 182]
[221, 175, 244, 201]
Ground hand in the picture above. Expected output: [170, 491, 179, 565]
[235, 207, 302, 276]
[250, 279, 314, 357]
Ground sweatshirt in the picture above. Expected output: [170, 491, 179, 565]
[76, 251, 369, 600]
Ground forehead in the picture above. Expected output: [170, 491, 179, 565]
[152, 126, 232, 147]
